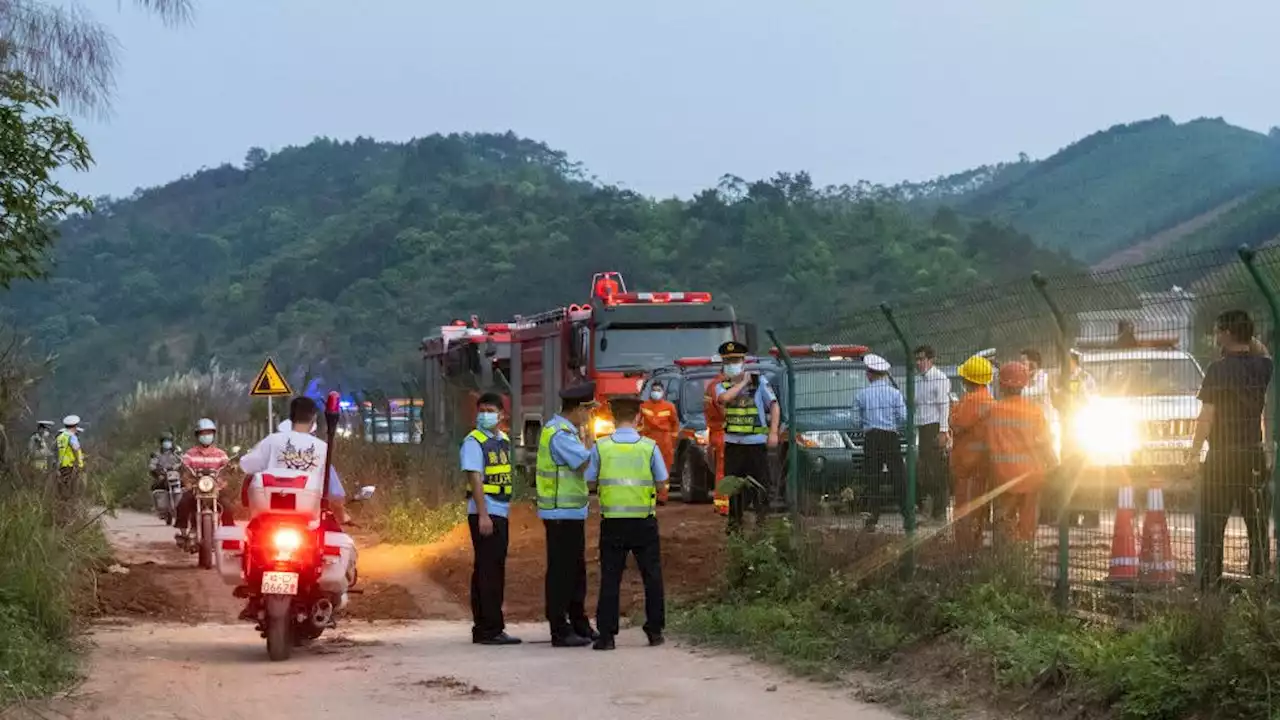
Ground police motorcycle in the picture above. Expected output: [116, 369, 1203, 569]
[214, 393, 367, 662]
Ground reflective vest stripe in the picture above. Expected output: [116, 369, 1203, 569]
[722, 382, 768, 435]
[466, 429, 512, 500]
[535, 419, 588, 510]
[596, 437, 657, 519]
[990, 453, 1034, 464]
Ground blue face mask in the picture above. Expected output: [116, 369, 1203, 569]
[477, 412, 499, 430]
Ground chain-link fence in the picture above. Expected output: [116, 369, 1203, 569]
[771, 245, 1280, 613]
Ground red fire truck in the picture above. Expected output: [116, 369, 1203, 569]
[420, 317, 513, 439]
[505, 272, 753, 474]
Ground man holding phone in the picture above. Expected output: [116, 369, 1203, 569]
[714, 341, 781, 533]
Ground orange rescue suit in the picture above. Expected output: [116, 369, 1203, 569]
[640, 398, 679, 503]
[704, 375, 729, 516]
[985, 394, 1052, 543]
[949, 387, 996, 552]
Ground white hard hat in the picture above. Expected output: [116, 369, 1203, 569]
[864, 354, 891, 373]
[195, 418, 217, 433]
[63, 415, 81, 427]
[277, 420, 292, 433]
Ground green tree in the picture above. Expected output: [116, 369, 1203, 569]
[0, 0, 193, 113]
[190, 333, 210, 369]
[0, 72, 92, 288]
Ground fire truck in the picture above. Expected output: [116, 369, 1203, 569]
[420, 273, 753, 478]
[420, 317, 513, 439]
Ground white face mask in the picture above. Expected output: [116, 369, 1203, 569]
[650, 389, 664, 400]
[724, 362, 744, 378]
[198, 434, 215, 447]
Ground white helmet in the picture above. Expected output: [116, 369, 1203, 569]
[63, 415, 81, 427]
[195, 418, 217, 433]
[277, 420, 292, 433]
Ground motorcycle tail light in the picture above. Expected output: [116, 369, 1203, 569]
[271, 527, 304, 560]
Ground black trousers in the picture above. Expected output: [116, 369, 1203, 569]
[862, 430, 907, 527]
[1201, 447, 1270, 587]
[917, 423, 949, 520]
[724, 442, 771, 530]
[468, 514, 509, 640]
[544, 519, 591, 638]
[596, 516, 664, 638]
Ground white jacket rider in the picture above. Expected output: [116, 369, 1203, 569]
[238, 397, 347, 526]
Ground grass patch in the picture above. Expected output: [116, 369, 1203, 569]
[0, 490, 111, 708]
[372, 498, 468, 544]
[672, 519, 1280, 720]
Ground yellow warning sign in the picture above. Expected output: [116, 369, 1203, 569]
[250, 358, 293, 397]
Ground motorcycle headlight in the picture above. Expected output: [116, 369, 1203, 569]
[796, 431, 844, 449]
[1072, 400, 1140, 463]
[197, 476, 215, 493]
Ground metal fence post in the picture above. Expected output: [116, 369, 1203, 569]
[1238, 245, 1278, 578]
[1031, 273, 1072, 610]
[767, 329, 798, 525]
[880, 304, 917, 567]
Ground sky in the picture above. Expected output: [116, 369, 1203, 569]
[67, 0, 1280, 200]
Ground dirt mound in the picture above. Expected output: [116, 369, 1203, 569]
[345, 581, 425, 621]
[83, 563, 203, 623]
[425, 503, 726, 621]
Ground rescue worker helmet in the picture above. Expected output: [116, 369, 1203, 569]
[958, 356, 994, 386]
[998, 361, 1030, 390]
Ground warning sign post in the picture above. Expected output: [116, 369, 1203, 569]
[250, 358, 293, 432]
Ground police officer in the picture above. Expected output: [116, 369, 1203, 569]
[536, 382, 600, 647]
[55, 415, 85, 502]
[714, 341, 780, 532]
[27, 421, 55, 472]
[459, 392, 521, 646]
[588, 394, 668, 651]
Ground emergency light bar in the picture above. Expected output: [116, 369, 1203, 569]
[769, 344, 869, 358]
[606, 291, 712, 306]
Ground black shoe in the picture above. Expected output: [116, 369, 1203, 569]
[592, 635, 616, 651]
[476, 632, 522, 646]
[551, 633, 592, 648]
[572, 624, 600, 641]
[646, 632, 665, 647]
[238, 599, 260, 622]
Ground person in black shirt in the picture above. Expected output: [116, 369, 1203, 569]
[1187, 309, 1273, 587]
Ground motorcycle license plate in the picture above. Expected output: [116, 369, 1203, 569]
[261, 571, 299, 596]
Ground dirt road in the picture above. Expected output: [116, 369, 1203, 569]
[31, 509, 905, 720]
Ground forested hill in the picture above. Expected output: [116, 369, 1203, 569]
[5, 132, 1075, 415]
[898, 117, 1280, 264]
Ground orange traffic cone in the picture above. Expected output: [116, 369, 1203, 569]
[1139, 479, 1175, 585]
[1108, 484, 1139, 582]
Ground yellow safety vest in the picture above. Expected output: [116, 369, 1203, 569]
[721, 380, 768, 436]
[596, 436, 657, 519]
[465, 429, 512, 501]
[536, 418, 588, 510]
[56, 431, 82, 469]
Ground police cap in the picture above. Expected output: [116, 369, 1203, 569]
[718, 340, 748, 358]
[864, 354, 891, 373]
[560, 382, 598, 406]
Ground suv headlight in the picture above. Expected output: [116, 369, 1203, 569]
[593, 417, 615, 437]
[796, 431, 844, 449]
[1072, 400, 1139, 461]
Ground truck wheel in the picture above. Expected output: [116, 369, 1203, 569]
[683, 451, 711, 504]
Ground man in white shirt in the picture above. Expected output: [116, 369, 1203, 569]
[239, 397, 346, 525]
[913, 345, 952, 522]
